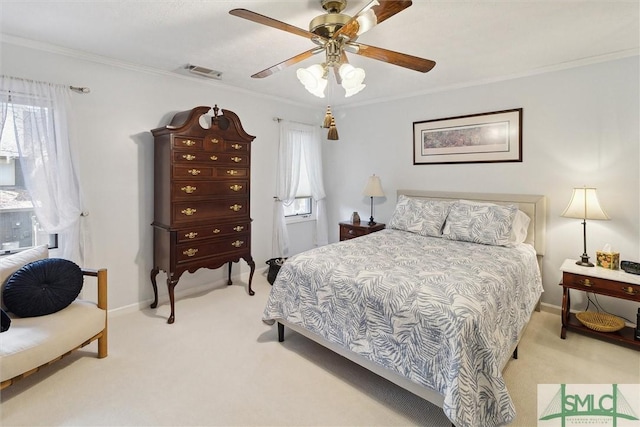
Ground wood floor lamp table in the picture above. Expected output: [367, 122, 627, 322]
[560, 259, 640, 349]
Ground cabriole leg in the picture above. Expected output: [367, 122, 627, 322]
[150, 267, 160, 309]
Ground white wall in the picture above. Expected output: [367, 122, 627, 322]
[3, 38, 639, 323]
[324, 56, 640, 322]
[1, 39, 319, 312]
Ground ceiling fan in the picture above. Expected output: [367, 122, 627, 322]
[229, 0, 436, 98]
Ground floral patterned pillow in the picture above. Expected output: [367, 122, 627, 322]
[388, 196, 451, 237]
[442, 200, 517, 246]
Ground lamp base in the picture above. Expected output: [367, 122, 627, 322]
[368, 217, 376, 226]
[576, 254, 594, 267]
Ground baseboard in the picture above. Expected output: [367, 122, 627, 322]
[539, 302, 562, 316]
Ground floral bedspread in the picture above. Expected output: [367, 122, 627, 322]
[263, 229, 542, 427]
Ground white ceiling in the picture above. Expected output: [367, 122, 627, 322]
[1, 1, 638, 107]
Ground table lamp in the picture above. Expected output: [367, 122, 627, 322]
[363, 174, 384, 226]
[561, 187, 610, 267]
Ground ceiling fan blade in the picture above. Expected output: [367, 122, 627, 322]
[333, 0, 413, 41]
[230, 9, 326, 42]
[251, 47, 324, 78]
[352, 42, 436, 73]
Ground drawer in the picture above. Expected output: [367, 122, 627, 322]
[223, 141, 249, 153]
[172, 136, 203, 150]
[203, 135, 224, 150]
[176, 234, 250, 264]
[176, 222, 250, 243]
[174, 152, 248, 166]
[340, 224, 368, 240]
[172, 166, 248, 179]
[173, 165, 214, 179]
[563, 272, 640, 301]
[172, 180, 248, 199]
[173, 199, 249, 223]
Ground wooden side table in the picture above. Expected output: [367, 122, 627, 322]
[560, 259, 640, 349]
[339, 221, 385, 241]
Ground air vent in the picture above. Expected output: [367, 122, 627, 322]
[186, 64, 223, 80]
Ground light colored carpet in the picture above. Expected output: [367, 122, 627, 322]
[1, 271, 638, 426]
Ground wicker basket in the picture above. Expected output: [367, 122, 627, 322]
[576, 311, 625, 333]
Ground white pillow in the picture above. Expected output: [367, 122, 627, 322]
[442, 200, 517, 246]
[388, 196, 451, 237]
[1, 245, 49, 310]
[508, 210, 531, 246]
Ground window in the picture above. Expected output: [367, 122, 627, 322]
[0, 101, 58, 254]
[283, 146, 316, 223]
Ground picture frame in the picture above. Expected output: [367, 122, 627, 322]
[413, 108, 522, 165]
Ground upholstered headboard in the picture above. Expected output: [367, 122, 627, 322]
[397, 190, 547, 256]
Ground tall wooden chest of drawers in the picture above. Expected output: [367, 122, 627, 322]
[150, 105, 256, 323]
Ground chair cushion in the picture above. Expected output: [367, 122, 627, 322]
[3, 258, 83, 318]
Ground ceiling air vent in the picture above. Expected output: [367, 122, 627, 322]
[186, 64, 223, 80]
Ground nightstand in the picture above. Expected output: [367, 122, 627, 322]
[560, 259, 640, 349]
[339, 221, 385, 241]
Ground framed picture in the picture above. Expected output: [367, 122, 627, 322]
[413, 108, 522, 165]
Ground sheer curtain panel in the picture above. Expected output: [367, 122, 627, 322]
[273, 121, 328, 257]
[0, 76, 87, 264]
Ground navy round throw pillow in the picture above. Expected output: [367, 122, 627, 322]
[3, 258, 83, 318]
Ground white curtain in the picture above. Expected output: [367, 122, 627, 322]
[273, 121, 328, 257]
[0, 76, 87, 264]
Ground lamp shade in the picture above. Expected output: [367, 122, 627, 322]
[561, 187, 610, 220]
[296, 64, 327, 98]
[339, 63, 366, 97]
[363, 175, 385, 197]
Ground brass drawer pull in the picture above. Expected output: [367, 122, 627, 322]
[231, 143, 242, 150]
[229, 204, 242, 212]
[185, 232, 198, 239]
[231, 240, 244, 248]
[188, 169, 201, 176]
[212, 229, 221, 234]
[230, 184, 243, 192]
[183, 248, 198, 257]
[233, 226, 244, 232]
[182, 154, 196, 161]
[210, 155, 218, 161]
[181, 208, 196, 216]
[211, 138, 219, 144]
[227, 170, 239, 176]
[622, 286, 638, 296]
[181, 186, 196, 194]
[182, 139, 196, 147]
[580, 278, 593, 287]
[231, 156, 242, 163]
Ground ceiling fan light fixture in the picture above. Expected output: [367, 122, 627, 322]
[356, 9, 378, 36]
[339, 63, 366, 97]
[296, 64, 328, 98]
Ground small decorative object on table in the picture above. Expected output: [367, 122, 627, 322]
[351, 211, 361, 224]
[596, 244, 619, 270]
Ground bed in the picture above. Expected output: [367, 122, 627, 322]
[263, 190, 546, 427]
